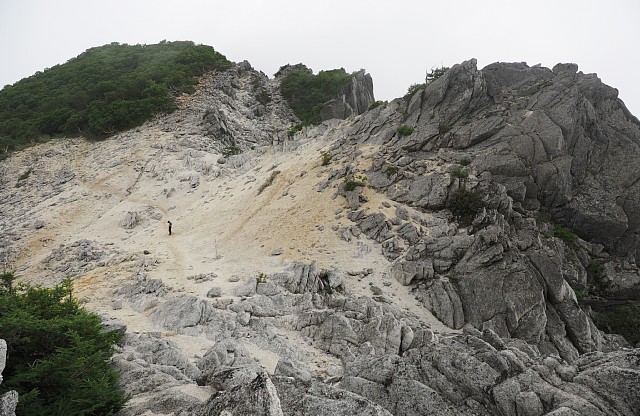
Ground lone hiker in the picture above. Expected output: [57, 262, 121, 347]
[168, 221, 172, 235]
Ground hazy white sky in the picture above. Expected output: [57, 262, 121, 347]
[1, 0, 639, 115]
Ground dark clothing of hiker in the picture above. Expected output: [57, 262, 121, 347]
[168, 221, 172, 235]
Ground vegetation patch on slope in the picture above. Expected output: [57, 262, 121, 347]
[0, 41, 231, 153]
[279, 68, 353, 126]
[594, 301, 640, 346]
[0, 274, 128, 415]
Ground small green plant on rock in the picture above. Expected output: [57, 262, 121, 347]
[439, 123, 452, 134]
[343, 175, 366, 192]
[320, 151, 332, 166]
[397, 125, 414, 136]
[459, 157, 471, 166]
[385, 164, 399, 178]
[404, 83, 427, 101]
[287, 123, 303, 137]
[368, 101, 385, 110]
[552, 225, 577, 249]
[574, 289, 588, 301]
[222, 145, 242, 157]
[451, 167, 468, 179]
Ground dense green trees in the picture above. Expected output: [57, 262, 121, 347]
[279, 68, 353, 126]
[0, 41, 231, 154]
[0, 276, 128, 415]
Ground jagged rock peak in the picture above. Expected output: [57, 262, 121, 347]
[320, 69, 375, 122]
[403, 58, 640, 263]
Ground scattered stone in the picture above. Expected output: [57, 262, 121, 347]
[206, 287, 222, 298]
[121, 211, 139, 229]
[187, 272, 217, 283]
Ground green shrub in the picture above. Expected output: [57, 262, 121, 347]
[280, 68, 353, 126]
[0, 41, 232, 149]
[367, 100, 385, 110]
[287, 123, 303, 137]
[404, 83, 426, 101]
[447, 187, 483, 227]
[552, 225, 577, 248]
[574, 289, 588, 300]
[596, 301, 640, 345]
[0, 277, 128, 415]
[534, 212, 552, 224]
[343, 175, 366, 192]
[256, 272, 267, 283]
[451, 167, 468, 179]
[0, 271, 16, 294]
[385, 165, 399, 178]
[320, 151, 332, 166]
[221, 145, 242, 157]
[438, 123, 452, 134]
[426, 66, 449, 83]
[459, 157, 471, 166]
[397, 125, 414, 136]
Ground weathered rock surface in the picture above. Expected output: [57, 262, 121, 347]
[2, 58, 639, 416]
[320, 70, 376, 121]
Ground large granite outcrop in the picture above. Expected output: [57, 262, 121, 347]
[318, 58, 640, 357]
[111, 269, 640, 416]
[405, 59, 640, 264]
[320, 70, 376, 121]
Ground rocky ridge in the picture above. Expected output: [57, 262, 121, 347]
[0, 59, 639, 415]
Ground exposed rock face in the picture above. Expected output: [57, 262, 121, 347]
[2, 58, 639, 416]
[320, 70, 376, 121]
[321, 59, 640, 361]
[406, 59, 640, 264]
[110, 271, 640, 416]
[164, 60, 297, 153]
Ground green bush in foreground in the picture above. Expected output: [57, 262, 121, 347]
[0, 276, 127, 415]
